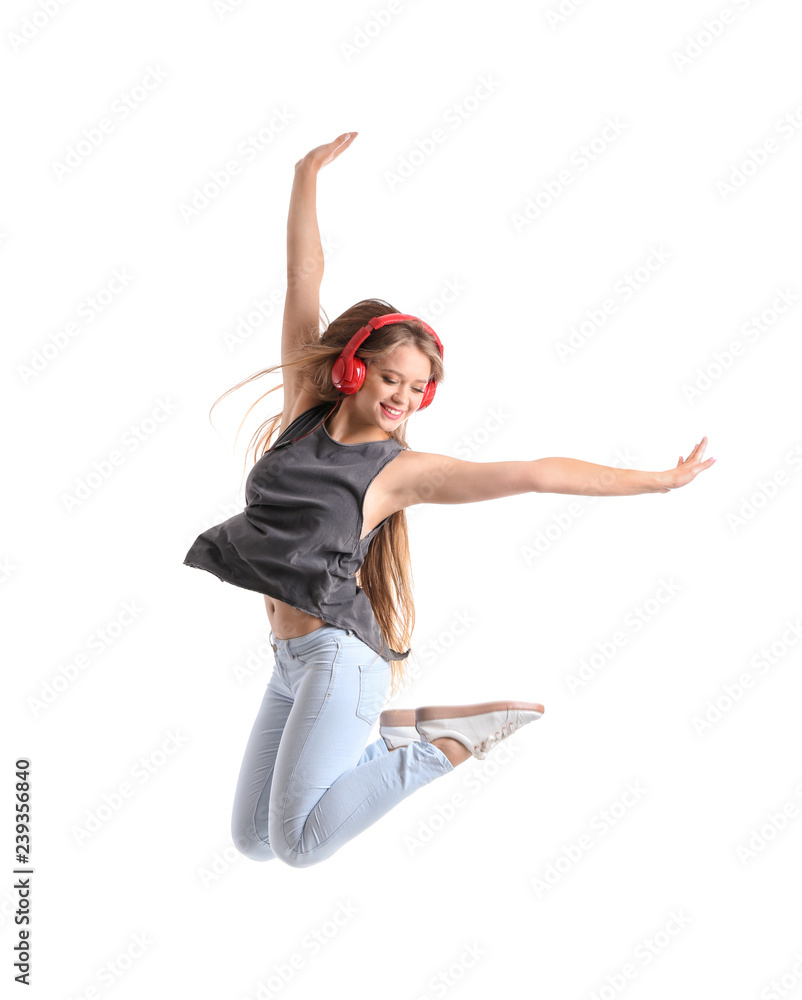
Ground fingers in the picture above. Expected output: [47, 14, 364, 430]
[696, 435, 707, 459]
[320, 132, 358, 167]
[667, 437, 717, 490]
[308, 132, 359, 170]
[682, 435, 709, 466]
[333, 131, 357, 150]
[689, 440, 716, 472]
[692, 436, 716, 468]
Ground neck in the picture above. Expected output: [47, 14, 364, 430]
[325, 401, 392, 444]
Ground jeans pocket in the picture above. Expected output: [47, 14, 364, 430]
[356, 659, 392, 724]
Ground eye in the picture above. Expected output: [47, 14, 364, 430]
[383, 376, 426, 393]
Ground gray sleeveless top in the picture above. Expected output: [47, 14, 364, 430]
[183, 401, 410, 661]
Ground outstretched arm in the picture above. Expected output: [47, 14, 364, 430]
[532, 436, 715, 496]
[392, 437, 715, 507]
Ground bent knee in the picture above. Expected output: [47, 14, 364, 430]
[231, 826, 276, 862]
[266, 808, 332, 868]
[271, 843, 322, 869]
[268, 824, 330, 868]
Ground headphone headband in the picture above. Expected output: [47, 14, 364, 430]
[342, 313, 444, 363]
[331, 312, 443, 410]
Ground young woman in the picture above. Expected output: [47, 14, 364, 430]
[184, 132, 716, 869]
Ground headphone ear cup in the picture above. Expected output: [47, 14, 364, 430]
[417, 380, 436, 410]
[349, 356, 366, 393]
[331, 353, 366, 394]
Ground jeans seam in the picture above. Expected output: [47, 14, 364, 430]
[356, 664, 368, 724]
[271, 655, 291, 695]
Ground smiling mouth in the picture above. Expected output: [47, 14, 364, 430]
[381, 403, 404, 419]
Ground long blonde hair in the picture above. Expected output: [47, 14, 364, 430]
[208, 298, 445, 696]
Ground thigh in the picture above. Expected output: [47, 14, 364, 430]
[272, 635, 392, 807]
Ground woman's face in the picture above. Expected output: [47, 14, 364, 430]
[358, 344, 433, 428]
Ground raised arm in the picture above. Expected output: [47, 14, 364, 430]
[388, 438, 715, 508]
[281, 132, 358, 425]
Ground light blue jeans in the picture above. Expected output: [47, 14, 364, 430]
[231, 624, 453, 867]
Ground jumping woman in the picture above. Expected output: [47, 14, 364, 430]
[183, 131, 716, 869]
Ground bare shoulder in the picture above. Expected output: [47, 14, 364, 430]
[381, 448, 462, 509]
[385, 448, 428, 479]
[387, 449, 438, 477]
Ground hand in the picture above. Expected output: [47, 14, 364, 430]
[295, 132, 358, 173]
[658, 436, 716, 492]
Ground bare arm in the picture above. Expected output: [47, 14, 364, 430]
[393, 452, 538, 508]
[531, 458, 665, 496]
[281, 132, 358, 421]
[532, 437, 715, 495]
[391, 438, 715, 507]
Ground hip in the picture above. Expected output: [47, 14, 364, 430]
[268, 623, 384, 667]
[268, 623, 391, 721]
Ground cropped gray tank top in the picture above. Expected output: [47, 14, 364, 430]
[183, 401, 410, 661]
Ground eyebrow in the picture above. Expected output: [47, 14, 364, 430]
[379, 367, 429, 384]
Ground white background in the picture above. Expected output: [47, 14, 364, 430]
[3, 1, 802, 997]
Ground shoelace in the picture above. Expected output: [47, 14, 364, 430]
[474, 720, 517, 755]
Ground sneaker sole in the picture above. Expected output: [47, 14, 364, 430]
[416, 700, 544, 721]
[380, 709, 416, 726]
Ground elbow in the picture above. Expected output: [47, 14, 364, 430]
[529, 458, 550, 494]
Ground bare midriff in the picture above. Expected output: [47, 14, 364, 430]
[263, 595, 328, 640]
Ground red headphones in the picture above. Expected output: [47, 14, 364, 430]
[330, 313, 444, 411]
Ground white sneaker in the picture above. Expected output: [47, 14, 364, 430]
[379, 709, 417, 750]
[415, 700, 545, 760]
